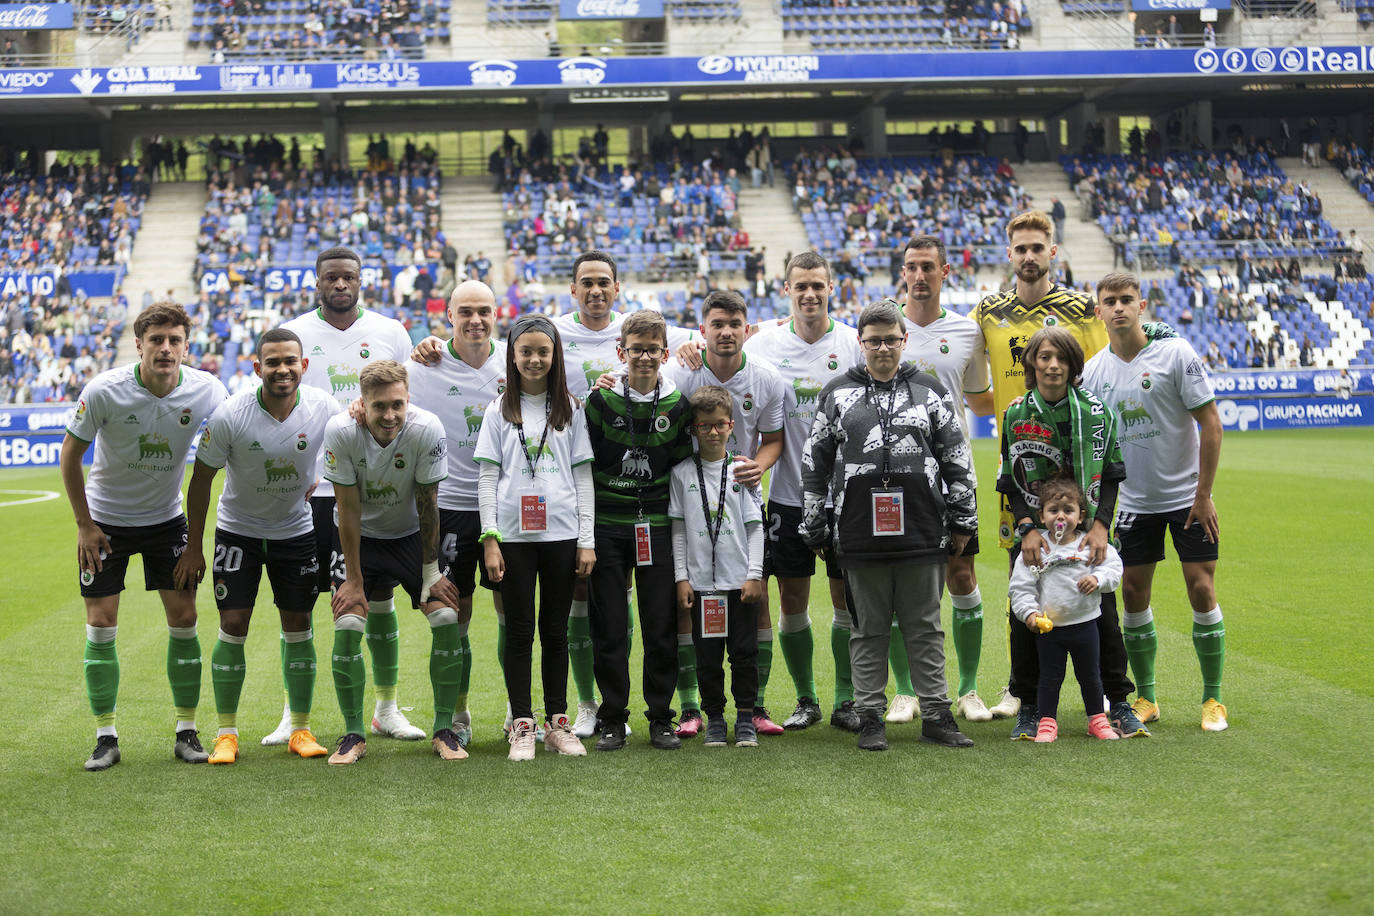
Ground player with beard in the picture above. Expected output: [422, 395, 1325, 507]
[272, 247, 422, 746]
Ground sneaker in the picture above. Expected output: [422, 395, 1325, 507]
[543, 715, 587, 757]
[857, 713, 888, 751]
[734, 719, 759, 748]
[595, 721, 627, 752]
[955, 691, 993, 723]
[84, 736, 120, 771]
[174, 729, 209, 763]
[1010, 705, 1039, 741]
[988, 686, 1021, 719]
[1133, 696, 1161, 724]
[830, 699, 862, 732]
[1034, 716, 1059, 743]
[261, 700, 293, 746]
[288, 729, 328, 758]
[676, 708, 704, 739]
[886, 694, 920, 724]
[432, 728, 469, 760]
[920, 709, 974, 748]
[208, 733, 239, 764]
[328, 733, 367, 765]
[703, 716, 728, 748]
[752, 707, 785, 736]
[1201, 698, 1229, 732]
[1087, 713, 1120, 740]
[782, 697, 823, 730]
[1109, 701, 1151, 738]
[649, 719, 681, 750]
[508, 718, 537, 761]
[648, 719, 681, 747]
[572, 700, 599, 738]
[371, 706, 425, 740]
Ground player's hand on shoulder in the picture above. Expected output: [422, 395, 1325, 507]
[675, 339, 706, 369]
[411, 336, 444, 366]
[347, 397, 365, 426]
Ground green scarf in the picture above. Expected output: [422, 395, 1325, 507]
[1000, 385, 1119, 519]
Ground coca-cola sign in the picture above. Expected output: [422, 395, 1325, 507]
[557, 0, 662, 19]
[0, 3, 75, 29]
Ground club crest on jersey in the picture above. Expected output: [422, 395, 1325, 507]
[179, 408, 193, 426]
[497, 377, 507, 394]
[360, 343, 370, 359]
[215, 580, 227, 600]
[1043, 314, 1060, 327]
[939, 339, 950, 354]
[742, 394, 754, 411]
[1141, 373, 1152, 390]
[653, 414, 670, 433]
[80, 569, 94, 586]
[826, 353, 838, 371]
[296, 434, 308, 451]
[1011, 421, 1053, 442]
[394, 455, 406, 470]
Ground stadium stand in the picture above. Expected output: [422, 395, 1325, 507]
[1065, 151, 1353, 269]
[780, 0, 1030, 52]
[189, 0, 450, 60]
[1332, 142, 1374, 206]
[486, 0, 554, 26]
[1, 165, 149, 274]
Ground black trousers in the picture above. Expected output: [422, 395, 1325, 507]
[1035, 619, 1103, 721]
[588, 524, 677, 725]
[690, 589, 759, 718]
[499, 539, 576, 722]
[1007, 549, 1133, 706]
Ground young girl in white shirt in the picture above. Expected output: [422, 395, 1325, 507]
[1009, 477, 1124, 743]
[475, 316, 597, 761]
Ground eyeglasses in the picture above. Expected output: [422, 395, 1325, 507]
[860, 336, 905, 351]
[623, 345, 666, 359]
[692, 420, 734, 433]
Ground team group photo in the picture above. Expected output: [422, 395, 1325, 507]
[2, 14, 1372, 908]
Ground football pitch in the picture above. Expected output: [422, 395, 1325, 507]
[1, 428, 1371, 914]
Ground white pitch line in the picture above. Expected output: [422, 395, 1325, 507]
[0, 489, 60, 507]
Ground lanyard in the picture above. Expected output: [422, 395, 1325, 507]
[514, 394, 551, 481]
[622, 378, 661, 519]
[694, 452, 730, 592]
[867, 377, 898, 479]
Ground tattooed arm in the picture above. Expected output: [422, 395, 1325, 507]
[416, 480, 459, 608]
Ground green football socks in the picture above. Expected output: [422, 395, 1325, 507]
[568, 602, 596, 704]
[951, 589, 984, 697]
[888, 620, 916, 696]
[830, 613, 854, 705]
[282, 628, 316, 725]
[332, 616, 366, 735]
[84, 625, 119, 731]
[167, 625, 202, 721]
[426, 608, 460, 734]
[210, 629, 247, 732]
[1194, 607, 1226, 703]
[1123, 608, 1159, 703]
[778, 614, 817, 701]
[365, 600, 400, 689]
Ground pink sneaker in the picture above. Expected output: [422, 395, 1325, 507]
[752, 707, 785, 736]
[676, 709, 703, 738]
[1087, 713, 1120, 740]
[1034, 716, 1059, 743]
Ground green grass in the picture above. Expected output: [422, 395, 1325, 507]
[2, 429, 1372, 913]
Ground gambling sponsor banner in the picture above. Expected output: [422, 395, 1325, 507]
[0, 403, 82, 467]
[2, 47, 1371, 100]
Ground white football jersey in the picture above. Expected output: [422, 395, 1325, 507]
[554, 310, 697, 400]
[280, 306, 414, 498]
[67, 364, 227, 526]
[196, 385, 340, 539]
[407, 339, 508, 512]
[668, 455, 764, 592]
[1082, 337, 1215, 514]
[743, 318, 863, 507]
[900, 308, 990, 444]
[666, 354, 786, 460]
[322, 405, 447, 539]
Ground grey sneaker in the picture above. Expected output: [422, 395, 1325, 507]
[703, 716, 728, 748]
[85, 735, 120, 771]
[734, 718, 759, 748]
[173, 729, 209, 763]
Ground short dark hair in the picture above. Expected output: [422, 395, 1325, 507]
[572, 250, 617, 283]
[903, 235, 947, 265]
[1021, 327, 1084, 391]
[256, 327, 302, 354]
[1096, 272, 1140, 297]
[785, 250, 830, 284]
[688, 384, 733, 419]
[620, 310, 668, 347]
[316, 246, 362, 273]
[134, 303, 192, 339]
[857, 298, 906, 336]
[701, 289, 748, 320]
